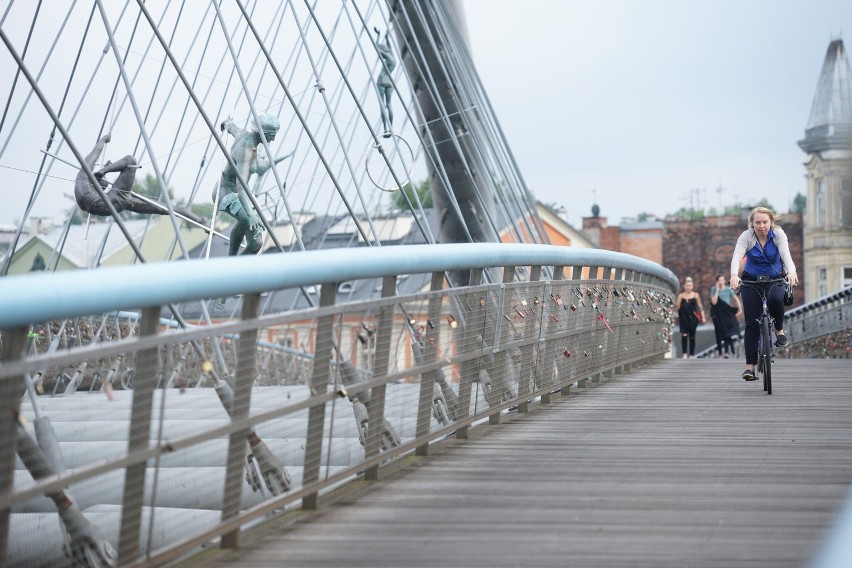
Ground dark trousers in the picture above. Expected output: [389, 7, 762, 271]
[680, 328, 696, 356]
[741, 283, 785, 365]
[715, 333, 735, 355]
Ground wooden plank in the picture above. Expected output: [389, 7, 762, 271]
[185, 359, 852, 568]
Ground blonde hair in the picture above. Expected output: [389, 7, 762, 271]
[748, 206, 780, 229]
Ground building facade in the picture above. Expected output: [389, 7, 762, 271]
[579, 207, 805, 315]
[799, 39, 852, 301]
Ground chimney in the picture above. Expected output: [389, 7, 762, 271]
[29, 217, 54, 235]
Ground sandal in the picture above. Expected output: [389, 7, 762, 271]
[742, 369, 757, 381]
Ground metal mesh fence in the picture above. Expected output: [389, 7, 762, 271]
[1, 264, 675, 567]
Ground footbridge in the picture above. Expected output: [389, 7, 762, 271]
[1, 1, 851, 566]
[1, 244, 850, 567]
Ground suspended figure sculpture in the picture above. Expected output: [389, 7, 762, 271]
[76, 133, 206, 225]
[373, 27, 396, 136]
[215, 114, 281, 257]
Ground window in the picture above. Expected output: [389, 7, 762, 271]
[843, 266, 852, 289]
[842, 178, 852, 227]
[818, 267, 828, 297]
[816, 178, 826, 227]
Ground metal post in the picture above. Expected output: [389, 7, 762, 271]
[365, 276, 397, 480]
[455, 268, 482, 439]
[221, 292, 260, 548]
[303, 283, 336, 510]
[518, 265, 541, 412]
[416, 272, 444, 456]
[489, 266, 515, 423]
[117, 306, 160, 564]
[0, 327, 26, 561]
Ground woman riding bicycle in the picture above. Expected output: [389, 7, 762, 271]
[729, 206, 798, 381]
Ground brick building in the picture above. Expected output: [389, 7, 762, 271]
[581, 206, 663, 264]
[663, 212, 804, 314]
[580, 205, 805, 314]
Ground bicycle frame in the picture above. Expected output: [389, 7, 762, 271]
[739, 278, 786, 395]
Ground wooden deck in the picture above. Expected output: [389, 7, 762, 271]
[180, 359, 852, 568]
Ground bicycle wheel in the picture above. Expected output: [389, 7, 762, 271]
[761, 317, 773, 395]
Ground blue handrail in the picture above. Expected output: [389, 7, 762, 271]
[0, 243, 678, 328]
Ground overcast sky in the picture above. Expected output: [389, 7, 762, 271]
[0, 1, 848, 232]
[461, 0, 851, 228]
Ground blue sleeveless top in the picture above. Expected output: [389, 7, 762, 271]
[744, 229, 783, 277]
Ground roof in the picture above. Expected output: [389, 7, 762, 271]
[181, 210, 441, 317]
[534, 203, 597, 248]
[799, 39, 852, 154]
[16, 220, 151, 268]
[326, 215, 415, 243]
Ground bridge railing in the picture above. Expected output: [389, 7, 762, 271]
[0, 243, 677, 567]
[784, 285, 852, 358]
[694, 285, 852, 359]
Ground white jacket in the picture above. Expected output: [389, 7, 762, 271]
[730, 227, 796, 278]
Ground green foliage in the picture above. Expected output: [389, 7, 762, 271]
[132, 173, 174, 200]
[543, 202, 566, 215]
[670, 207, 705, 221]
[792, 192, 806, 214]
[190, 202, 215, 221]
[666, 197, 779, 220]
[132, 173, 217, 223]
[68, 208, 85, 225]
[748, 197, 775, 212]
[392, 178, 433, 210]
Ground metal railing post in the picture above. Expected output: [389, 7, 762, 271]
[365, 276, 397, 479]
[455, 268, 483, 440]
[221, 293, 260, 548]
[548, 266, 581, 396]
[0, 326, 27, 561]
[303, 283, 337, 510]
[416, 272, 444, 456]
[517, 265, 541, 412]
[117, 306, 160, 564]
[488, 266, 515, 423]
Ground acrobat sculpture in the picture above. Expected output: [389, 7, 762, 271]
[76, 134, 206, 225]
[215, 114, 281, 257]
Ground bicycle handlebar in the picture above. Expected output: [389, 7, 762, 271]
[736, 277, 788, 296]
[739, 277, 787, 287]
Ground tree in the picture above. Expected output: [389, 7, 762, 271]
[542, 202, 566, 215]
[669, 207, 705, 221]
[392, 178, 432, 210]
[792, 192, 806, 214]
[750, 197, 775, 212]
[723, 204, 742, 216]
[132, 173, 174, 200]
[130, 173, 215, 223]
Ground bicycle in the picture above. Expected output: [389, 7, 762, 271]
[737, 277, 789, 395]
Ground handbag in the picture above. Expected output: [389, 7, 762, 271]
[694, 310, 704, 324]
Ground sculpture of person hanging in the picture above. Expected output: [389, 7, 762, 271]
[75, 133, 206, 225]
[373, 27, 396, 136]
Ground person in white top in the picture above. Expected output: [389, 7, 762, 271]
[729, 207, 798, 381]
